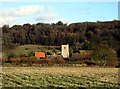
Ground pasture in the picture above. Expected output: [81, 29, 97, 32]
[3, 44, 61, 58]
[1, 67, 119, 88]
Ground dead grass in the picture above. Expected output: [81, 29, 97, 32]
[1, 67, 119, 88]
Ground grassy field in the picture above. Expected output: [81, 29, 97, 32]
[1, 67, 119, 88]
[3, 44, 61, 58]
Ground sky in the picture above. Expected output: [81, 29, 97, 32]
[0, 1, 119, 27]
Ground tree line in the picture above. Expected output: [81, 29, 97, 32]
[2, 20, 120, 52]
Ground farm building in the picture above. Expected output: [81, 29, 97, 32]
[35, 52, 46, 59]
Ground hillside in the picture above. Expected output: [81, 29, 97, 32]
[2, 20, 120, 60]
[1, 21, 120, 67]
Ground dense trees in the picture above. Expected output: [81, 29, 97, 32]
[2, 20, 120, 52]
[91, 45, 118, 66]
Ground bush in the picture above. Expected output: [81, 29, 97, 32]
[38, 59, 50, 65]
[19, 54, 27, 57]
[53, 58, 66, 64]
[46, 52, 52, 55]
[25, 48, 29, 50]
[5, 51, 17, 59]
[27, 51, 34, 57]
[91, 46, 118, 67]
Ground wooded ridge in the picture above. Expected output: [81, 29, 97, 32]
[2, 20, 120, 51]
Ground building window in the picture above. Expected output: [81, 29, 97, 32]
[64, 47, 66, 49]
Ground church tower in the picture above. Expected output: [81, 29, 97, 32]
[61, 44, 69, 58]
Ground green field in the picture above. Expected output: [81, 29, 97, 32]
[3, 44, 61, 58]
[1, 67, 119, 88]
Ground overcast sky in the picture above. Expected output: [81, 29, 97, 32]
[0, 1, 118, 27]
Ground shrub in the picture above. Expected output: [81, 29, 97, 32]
[27, 51, 34, 57]
[25, 48, 29, 50]
[20, 57, 28, 64]
[91, 46, 118, 67]
[1, 58, 8, 64]
[26, 57, 38, 65]
[5, 51, 17, 59]
[51, 58, 66, 64]
[38, 59, 50, 65]
[46, 52, 52, 55]
[19, 54, 27, 57]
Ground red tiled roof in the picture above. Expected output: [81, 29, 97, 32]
[35, 52, 45, 58]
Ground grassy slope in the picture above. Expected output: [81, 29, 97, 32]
[3, 44, 60, 58]
[2, 67, 119, 88]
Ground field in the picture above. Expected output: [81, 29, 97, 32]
[1, 67, 119, 88]
[2, 44, 61, 58]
